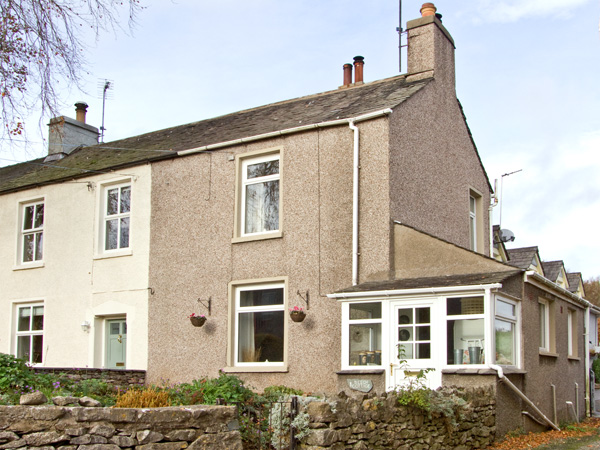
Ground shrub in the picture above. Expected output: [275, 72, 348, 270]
[0, 353, 35, 392]
[115, 386, 171, 408]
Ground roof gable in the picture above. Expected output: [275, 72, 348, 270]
[507, 246, 543, 275]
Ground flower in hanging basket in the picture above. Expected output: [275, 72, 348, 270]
[189, 313, 207, 327]
[289, 306, 306, 322]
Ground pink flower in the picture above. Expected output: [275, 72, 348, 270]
[289, 306, 303, 312]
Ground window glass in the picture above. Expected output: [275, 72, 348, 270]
[496, 300, 515, 317]
[103, 184, 131, 251]
[495, 319, 515, 365]
[21, 201, 44, 263]
[447, 297, 485, 365]
[240, 288, 283, 307]
[16, 305, 44, 364]
[247, 160, 279, 179]
[397, 307, 431, 360]
[349, 303, 381, 320]
[447, 297, 484, 315]
[241, 154, 280, 236]
[539, 302, 547, 349]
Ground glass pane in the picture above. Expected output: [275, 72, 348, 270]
[539, 304, 546, 348]
[23, 234, 34, 262]
[470, 196, 475, 213]
[244, 180, 279, 234]
[34, 204, 44, 228]
[107, 188, 119, 215]
[240, 288, 283, 307]
[416, 326, 430, 341]
[32, 306, 44, 331]
[349, 323, 381, 366]
[120, 186, 131, 213]
[35, 233, 43, 260]
[32, 335, 43, 363]
[110, 323, 121, 334]
[105, 219, 118, 250]
[122, 322, 127, 334]
[495, 319, 515, 365]
[416, 343, 431, 359]
[447, 318, 485, 365]
[238, 311, 284, 363]
[398, 327, 412, 342]
[17, 336, 30, 360]
[350, 303, 381, 320]
[447, 297, 484, 315]
[397, 343, 413, 359]
[18, 308, 31, 331]
[496, 300, 515, 318]
[120, 217, 130, 248]
[23, 205, 34, 230]
[416, 308, 430, 324]
[398, 309, 413, 325]
[247, 159, 279, 179]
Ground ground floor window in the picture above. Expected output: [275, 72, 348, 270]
[495, 298, 518, 365]
[348, 302, 382, 366]
[16, 304, 44, 364]
[234, 282, 285, 366]
[447, 296, 485, 365]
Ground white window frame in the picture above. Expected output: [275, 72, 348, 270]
[14, 303, 44, 365]
[445, 295, 486, 366]
[18, 199, 45, 266]
[233, 281, 286, 368]
[342, 301, 384, 370]
[568, 309, 578, 358]
[539, 299, 550, 352]
[494, 297, 520, 367]
[236, 151, 281, 240]
[99, 181, 132, 255]
[469, 195, 477, 251]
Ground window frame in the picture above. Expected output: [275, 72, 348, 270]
[98, 180, 132, 257]
[228, 279, 288, 371]
[17, 199, 45, 267]
[539, 298, 556, 354]
[494, 297, 520, 367]
[567, 309, 578, 358]
[468, 188, 483, 253]
[14, 302, 44, 365]
[233, 149, 283, 243]
[446, 295, 486, 366]
[342, 301, 384, 369]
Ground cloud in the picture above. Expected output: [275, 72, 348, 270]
[461, 0, 593, 23]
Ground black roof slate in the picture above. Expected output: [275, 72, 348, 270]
[566, 272, 583, 294]
[506, 247, 539, 270]
[0, 75, 430, 194]
[542, 261, 565, 283]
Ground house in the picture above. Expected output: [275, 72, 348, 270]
[0, 2, 594, 436]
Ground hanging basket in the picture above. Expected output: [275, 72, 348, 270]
[290, 311, 306, 323]
[190, 316, 207, 327]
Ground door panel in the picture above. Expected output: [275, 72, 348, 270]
[106, 319, 127, 369]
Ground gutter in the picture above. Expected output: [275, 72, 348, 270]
[327, 283, 502, 300]
[177, 109, 393, 156]
[488, 364, 560, 431]
[525, 271, 591, 309]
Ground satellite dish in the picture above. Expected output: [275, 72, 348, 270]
[500, 229, 515, 243]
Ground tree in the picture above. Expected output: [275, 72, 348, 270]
[584, 276, 600, 306]
[0, 0, 142, 138]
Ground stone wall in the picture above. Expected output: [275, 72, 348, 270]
[32, 368, 145, 388]
[0, 404, 241, 450]
[300, 387, 495, 450]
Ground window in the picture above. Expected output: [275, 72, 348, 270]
[233, 282, 285, 366]
[447, 296, 485, 364]
[468, 190, 482, 252]
[397, 306, 431, 360]
[236, 151, 280, 239]
[20, 200, 44, 264]
[347, 302, 382, 366]
[539, 298, 556, 353]
[495, 298, 518, 365]
[15, 304, 44, 364]
[102, 183, 131, 252]
[568, 309, 578, 357]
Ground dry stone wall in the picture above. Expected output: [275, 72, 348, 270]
[300, 387, 495, 450]
[32, 368, 145, 388]
[0, 404, 241, 450]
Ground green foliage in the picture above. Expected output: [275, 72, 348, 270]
[593, 358, 600, 383]
[263, 384, 304, 400]
[0, 353, 35, 392]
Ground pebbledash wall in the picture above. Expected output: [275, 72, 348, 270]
[0, 387, 495, 450]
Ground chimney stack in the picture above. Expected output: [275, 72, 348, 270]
[353, 56, 364, 84]
[343, 63, 353, 87]
[75, 101, 88, 123]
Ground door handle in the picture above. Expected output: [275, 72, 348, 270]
[117, 334, 122, 343]
[390, 363, 394, 376]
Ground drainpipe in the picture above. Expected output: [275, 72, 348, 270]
[488, 364, 560, 431]
[585, 305, 591, 416]
[349, 120, 359, 286]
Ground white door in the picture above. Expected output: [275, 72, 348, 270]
[106, 319, 127, 369]
[387, 302, 442, 390]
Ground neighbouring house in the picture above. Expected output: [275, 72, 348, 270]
[0, 2, 595, 437]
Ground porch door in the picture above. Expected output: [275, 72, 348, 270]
[387, 302, 441, 390]
[106, 319, 127, 369]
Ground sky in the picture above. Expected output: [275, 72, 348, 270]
[1, 0, 599, 278]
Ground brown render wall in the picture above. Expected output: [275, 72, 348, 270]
[147, 120, 394, 393]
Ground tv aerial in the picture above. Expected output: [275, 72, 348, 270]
[97, 79, 114, 143]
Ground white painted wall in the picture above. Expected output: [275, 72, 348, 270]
[0, 165, 151, 369]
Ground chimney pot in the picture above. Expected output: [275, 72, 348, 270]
[353, 56, 364, 84]
[74, 101, 88, 123]
[343, 63, 353, 86]
[420, 3, 437, 17]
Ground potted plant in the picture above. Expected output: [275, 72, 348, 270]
[289, 306, 306, 323]
[189, 313, 207, 327]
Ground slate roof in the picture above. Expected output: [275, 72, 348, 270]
[566, 272, 583, 294]
[334, 270, 523, 294]
[0, 74, 431, 194]
[542, 261, 565, 283]
[506, 247, 540, 270]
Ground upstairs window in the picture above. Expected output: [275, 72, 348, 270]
[20, 200, 44, 264]
[237, 152, 280, 238]
[102, 183, 131, 252]
[568, 309, 578, 358]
